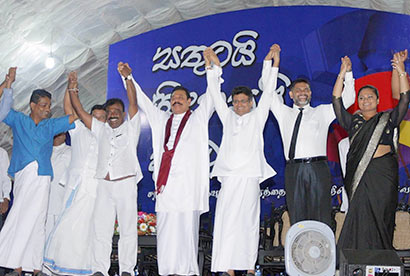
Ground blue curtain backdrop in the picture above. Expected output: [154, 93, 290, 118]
[106, 6, 410, 218]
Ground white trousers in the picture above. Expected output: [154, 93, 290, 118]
[0, 162, 50, 271]
[157, 211, 200, 276]
[211, 176, 260, 272]
[91, 177, 138, 276]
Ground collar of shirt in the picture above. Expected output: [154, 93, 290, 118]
[292, 103, 312, 111]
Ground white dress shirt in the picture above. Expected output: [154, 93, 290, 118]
[266, 60, 356, 160]
[92, 114, 142, 182]
[207, 65, 276, 183]
[0, 147, 11, 202]
[65, 120, 99, 182]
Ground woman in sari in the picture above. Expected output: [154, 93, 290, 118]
[332, 52, 410, 250]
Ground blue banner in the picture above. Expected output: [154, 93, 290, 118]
[107, 6, 410, 217]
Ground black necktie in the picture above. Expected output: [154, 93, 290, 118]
[288, 108, 304, 160]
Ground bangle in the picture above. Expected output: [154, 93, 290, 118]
[399, 72, 407, 78]
[68, 88, 79, 92]
[205, 65, 212, 70]
[337, 74, 344, 79]
[400, 90, 410, 95]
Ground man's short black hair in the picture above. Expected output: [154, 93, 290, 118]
[231, 86, 253, 100]
[104, 98, 125, 112]
[289, 78, 311, 91]
[90, 104, 105, 114]
[30, 89, 51, 104]
[171, 86, 191, 100]
[358, 85, 379, 99]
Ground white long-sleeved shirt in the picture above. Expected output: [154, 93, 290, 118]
[64, 120, 99, 191]
[0, 147, 11, 202]
[126, 75, 214, 213]
[266, 60, 356, 160]
[206, 65, 276, 183]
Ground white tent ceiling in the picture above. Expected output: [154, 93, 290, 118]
[0, 0, 409, 152]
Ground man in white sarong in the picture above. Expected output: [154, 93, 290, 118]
[44, 73, 107, 275]
[45, 132, 71, 238]
[69, 70, 142, 276]
[204, 46, 278, 275]
[0, 68, 76, 276]
[120, 62, 214, 275]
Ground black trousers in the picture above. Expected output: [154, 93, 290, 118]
[285, 160, 332, 227]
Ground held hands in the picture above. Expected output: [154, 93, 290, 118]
[118, 62, 132, 78]
[203, 47, 221, 68]
[264, 44, 281, 67]
[67, 71, 78, 92]
[338, 56, 352, 79]
[392, 50, 407, 75]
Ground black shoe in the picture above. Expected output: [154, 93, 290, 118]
[121, 273, 131, 276]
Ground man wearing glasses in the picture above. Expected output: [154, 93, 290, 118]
[204, 46, 278, 276]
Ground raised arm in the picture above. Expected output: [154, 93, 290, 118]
[0, 67, 16, 122]
[339, 56, 355, 109]
[118, 62, 138, 119]
[204, 47, 228, 123]
[119, 63, 166, 128]
[68, 72, 92, 128]
[392, 50, 407, 100]
[390, 51, 410, 126]
[258, 44, 280, 113]
[332, 56, 354, 130]
[64, 74, 78, 118]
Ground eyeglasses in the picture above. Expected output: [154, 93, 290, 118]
[233, 99, 251, 105]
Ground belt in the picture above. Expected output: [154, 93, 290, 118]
[287, 156, 327, 164]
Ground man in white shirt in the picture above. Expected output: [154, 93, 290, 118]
[269, 54, 355, 227]
[45, 133, 71, 238]
[68, 71, 142, 276]
[204, 46, 279, 276]
[0, 147, 11, 230]
[44, 98, 106, 276]
[119, 62, 214, 275]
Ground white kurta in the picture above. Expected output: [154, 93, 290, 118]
[45, 143, 71, 238]
[91, 114, 141, 276]
[44, 120, 99, 275]
[206, 65, 277, 271]
[128, 76, 214, 275]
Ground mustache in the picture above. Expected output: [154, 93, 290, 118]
[172, 102, 182, 106]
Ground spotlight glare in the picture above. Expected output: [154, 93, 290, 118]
[45, 56, 55, 69]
